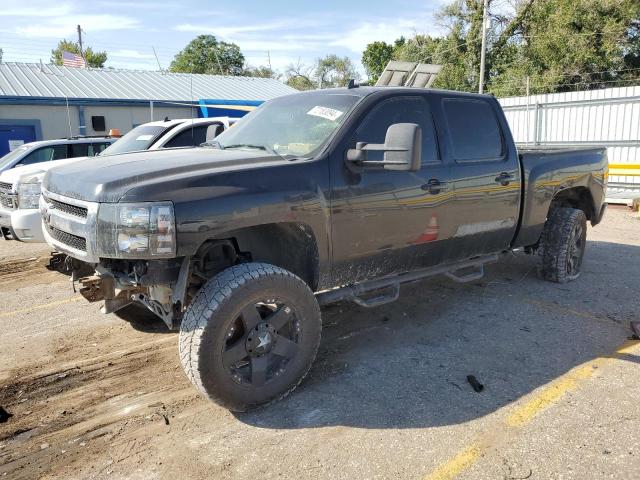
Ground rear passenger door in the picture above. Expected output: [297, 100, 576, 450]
[161, 124, 211, 148]
[436, 96, 521, 259]
[68, 143, 90, 158]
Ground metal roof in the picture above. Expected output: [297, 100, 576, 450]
[0, 62, 297, 102]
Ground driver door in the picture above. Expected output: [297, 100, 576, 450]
[329, 95, 457, 284]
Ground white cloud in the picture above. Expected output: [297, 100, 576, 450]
[173, 19, 323, 38]
[329, 17, 446, 53]
[110, 49, 156, 59]
[0, 4, 73, 17]
[15, 14, 140, 38]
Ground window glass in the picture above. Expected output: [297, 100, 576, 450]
[215, 93, 360, 157]
[0, 145, 34, 169]
[69, 143, 90, 157]
[442, 99, 503, 161]
[163, 125, 209, 148]
[355, 96, 439, 164]
[20, 145, 67, 165]
[101, 125, 167, 155]
[91, 143, 110, 156]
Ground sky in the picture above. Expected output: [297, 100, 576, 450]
[0, 0, 447, 77]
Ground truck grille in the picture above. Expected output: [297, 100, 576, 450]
[0, 182, 16, 210]
[43, 195, 88, 218]
[45, 224, 87, 252]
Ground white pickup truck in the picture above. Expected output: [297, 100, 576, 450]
[0, 117, 234, 242]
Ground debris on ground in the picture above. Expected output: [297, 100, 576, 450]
[467, 375, 484, 393]
[0, 406, 12, 423]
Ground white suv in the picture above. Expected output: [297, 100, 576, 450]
[0, 117, 233, 242]
[0, 137, 116, 174]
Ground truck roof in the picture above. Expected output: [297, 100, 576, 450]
[291, 85, 494, 100]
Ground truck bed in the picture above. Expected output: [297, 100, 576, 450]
[513, 146, 608, 248]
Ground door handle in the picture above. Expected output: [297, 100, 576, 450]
[494, 172, 514, 186]
[421, 178, 448, 194]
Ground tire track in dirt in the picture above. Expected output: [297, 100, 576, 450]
[0, 331, 198, 479]
[0, 255, 62, 288]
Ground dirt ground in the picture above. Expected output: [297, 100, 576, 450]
[1, 207, 639, 480]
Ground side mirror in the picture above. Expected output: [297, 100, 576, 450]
[347, 123, 421, 171]
[206, 123, 223, 141]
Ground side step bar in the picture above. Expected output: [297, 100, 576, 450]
[316, 254, 498, 307]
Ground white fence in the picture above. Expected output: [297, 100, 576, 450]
[498, 85, 640, 204]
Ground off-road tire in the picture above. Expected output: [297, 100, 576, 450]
[179, 262, 321, 411]
[538, 207, 587, 283]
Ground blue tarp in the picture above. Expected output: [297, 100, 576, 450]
[198, 99, 264, 118]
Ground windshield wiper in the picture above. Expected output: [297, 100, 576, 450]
[223, 143, 288, 160]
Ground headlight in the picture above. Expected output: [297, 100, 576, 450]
[97, 202, 176, 258]
[17, 178, 43, 210]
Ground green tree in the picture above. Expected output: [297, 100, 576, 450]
[51, 39, 107, 68]
[284, 60, 315, 90]
[242, 65, 279, 79]
[170, 35, 244, 75]
[316, 54, 360, 88]
[363, 0, 640, 95]
[491, 0, 640, 96]
[284, 55, 360, 90]
[362, 41, 394, 83]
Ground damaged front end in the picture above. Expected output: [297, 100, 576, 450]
[76, 257, 190, 330]
[40, 189, 189, 329]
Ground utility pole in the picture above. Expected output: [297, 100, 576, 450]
[478, 0, 489, 94]
[152, 47, 163, 71]
[77, 24, 85, 62]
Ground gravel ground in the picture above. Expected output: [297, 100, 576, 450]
[0, 206, 639, 479]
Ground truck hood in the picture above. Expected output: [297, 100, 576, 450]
[1, 157, 86, 189]
[43, 147, 280, 202]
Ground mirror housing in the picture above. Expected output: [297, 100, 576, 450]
[347, 123, 421, 171]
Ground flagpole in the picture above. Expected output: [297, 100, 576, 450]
[77, 24, 86, 67]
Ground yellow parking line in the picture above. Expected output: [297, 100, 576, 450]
[505, 362, 599, 427]
[422, 339, 640, 479]
[425, 444, 483, 480]
[0, 296, 84, 318]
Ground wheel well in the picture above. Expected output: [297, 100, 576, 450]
[192, 222, 320, 291]
[549, 187, 595, 221]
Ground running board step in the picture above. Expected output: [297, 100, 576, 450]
[445, 265, 485, 283]
[353, 283, 400, 308]
[316, 254, 498, 307]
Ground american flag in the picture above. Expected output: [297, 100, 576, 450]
[62, 51, 86, 68]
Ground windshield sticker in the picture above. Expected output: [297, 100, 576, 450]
[136, 134, 154, 141]
[306, 106, 344, 121]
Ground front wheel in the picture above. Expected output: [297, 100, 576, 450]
[179, 263, 321, 411]
[538, 207, 587, 283]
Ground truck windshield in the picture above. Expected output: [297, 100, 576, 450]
[0, 144, 34, 169]
[101, 125, 168, 156]
[214, 93, 361, 158]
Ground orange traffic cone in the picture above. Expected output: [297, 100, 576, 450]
[412, 214, 439, 244]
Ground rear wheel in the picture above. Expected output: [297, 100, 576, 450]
[538, 207, 587, 283]
[179, 263, 321, 411]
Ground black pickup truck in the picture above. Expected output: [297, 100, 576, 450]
[40, 86, 607, 411]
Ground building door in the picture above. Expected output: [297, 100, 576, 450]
[0, 125, 37, 157]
